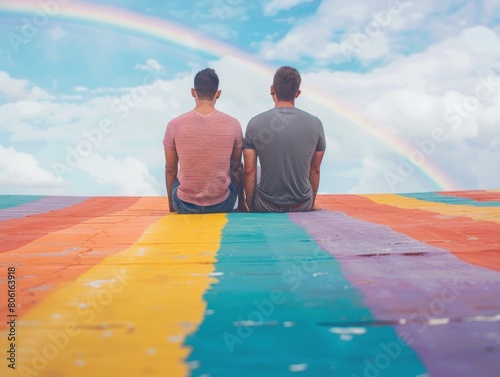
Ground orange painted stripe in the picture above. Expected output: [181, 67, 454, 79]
[0, 197, 167, 329]
[0, 197, 142, 254]
[316, 195, 500, 272]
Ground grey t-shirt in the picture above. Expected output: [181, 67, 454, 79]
[244, 107, 326, 205]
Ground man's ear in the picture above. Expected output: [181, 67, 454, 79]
[295, 89, 301, 99]
[191, 88, 196, 98]
[215, 90, 221, 100]
[270, 85, 275, 96]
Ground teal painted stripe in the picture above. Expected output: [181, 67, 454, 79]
[401, 192, 500, 207]
[186, 213, 426, 377]
[0, 195, 43, 209]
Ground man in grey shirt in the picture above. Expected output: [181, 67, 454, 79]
[243, 66, 326, 212]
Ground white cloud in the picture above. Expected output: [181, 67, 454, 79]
[471, 149, 500, 189]
[134, 59, 165, 73]
[300, 26, 500, 193]
[263, 0, 313, 17]
[0, 100, 95, 143]
[0, 145, 62, 189]
[363, 34, 393, 61]
[0, 71, 52, 101]
[79, 154, 161, 196]
[463, 26, 500, 54]
[260, 0, 415, 63]
[14, 100, 47, 117]
[0, 70, 195, 196]
[259, 0, 485, 65]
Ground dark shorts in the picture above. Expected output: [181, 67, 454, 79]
[171, 180, 237, 214]
[252, 188, 313, 213]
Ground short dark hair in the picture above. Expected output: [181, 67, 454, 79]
[194, 68, 219, 100]
[273, 66, 301, 102]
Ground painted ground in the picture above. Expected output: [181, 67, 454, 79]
[0, 191, 499, 377]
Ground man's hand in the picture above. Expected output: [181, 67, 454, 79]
[309, 150, 325, 209]
[230, 147, 245, 211]
[243, 148, 257, 211]
[243, 198, 251, 212]
[164, 147, 179, 213]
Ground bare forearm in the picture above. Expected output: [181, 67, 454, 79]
[244, 171, 256, 209]
[243, 149, 258, 211]
[165, 166, 177, 212]
[230, 165, 245, 210]
[309, 169, 320, 208]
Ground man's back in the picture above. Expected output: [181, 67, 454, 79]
[244, 107, 326, 205]
[164, 110, 242, 206]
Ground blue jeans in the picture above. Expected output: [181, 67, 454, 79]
[171, 180, 237, 214]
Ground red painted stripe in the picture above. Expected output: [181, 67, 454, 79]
[315, 195, 500, 272]
[437, 190, 500, 202]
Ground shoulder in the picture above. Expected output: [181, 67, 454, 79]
[294, 108, 323, 127]
[248, 109, 274, 127]
[294, 108, 321, 121]
[168, 111, 193, 127]
[215, 111, 241, 126]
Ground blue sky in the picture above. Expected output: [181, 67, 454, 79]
[1, 0, 500, 196]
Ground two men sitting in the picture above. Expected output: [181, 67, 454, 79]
[163, 66, 326, 214]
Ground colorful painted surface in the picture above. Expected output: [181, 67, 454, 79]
[0, 192, 499, 376]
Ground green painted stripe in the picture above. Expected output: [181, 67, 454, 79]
[186, 213, 426, 376]
[0, 195, 43, 209]
[401, 192, 500, 206]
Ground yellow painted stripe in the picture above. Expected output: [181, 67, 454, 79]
[361, 194, 500, 224]
[12, 213, 227, 377]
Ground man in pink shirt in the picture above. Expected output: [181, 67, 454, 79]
[163, 68, 244, 214]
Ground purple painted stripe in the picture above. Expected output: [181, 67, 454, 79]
[290, 210, 500, 377]
[0, 196, 89, 221]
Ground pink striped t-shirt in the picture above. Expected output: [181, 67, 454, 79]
[163, 110, 243, 206]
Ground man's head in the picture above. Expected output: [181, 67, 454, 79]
[193, 68, 219, 100]
[272, 66, 301, 102]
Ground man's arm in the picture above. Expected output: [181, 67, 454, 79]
[309, 150, 325, 209]
[243, 148, 257, 211]
[164, 147, 179, 212]
[230, 147, 245, 211]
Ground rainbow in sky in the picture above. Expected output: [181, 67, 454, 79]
[0, 0, 461, 191]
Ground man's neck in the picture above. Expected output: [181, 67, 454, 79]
[194, 101, 217, 114]
[274, 100, 295, 108]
